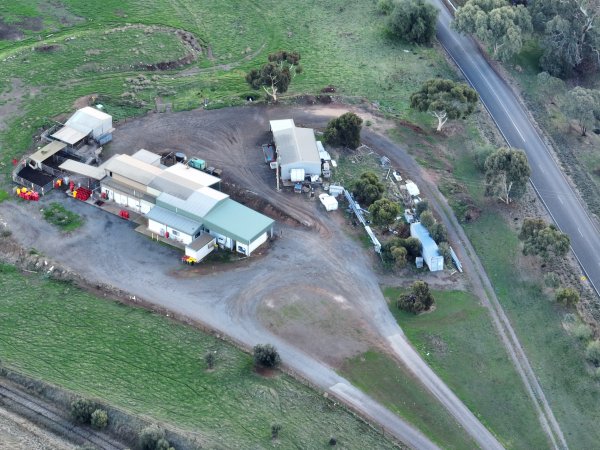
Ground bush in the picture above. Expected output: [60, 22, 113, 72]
[353, 172, 385, 206]
[390, 245, 408, 268]
[139, 425, 165, 450]
[573, 323, 593, 341]
[397, 281, 435, 314]
[90, 409, 108, 429]
[555, 287, 580, 307]
[70, 398, 95, 424]
[388, 0, 438, 45]
[438, 242, 452, 265]
[586, 341, 600, 366]
[253, 344, 281, 368]
[414, 200, 429, 218]
[429, 222, 448, 243]
[473, 145, 495, 173]
[419, 210, 435, 229]
[403, 237, 422, 260]
[544, 272, 560, 288]
[204, 351, 216, 369]
[369, 198, 401, 227]
[377, 0, 395, 15]
[271, 423, 282, 439]
[324, 112, 363, 149]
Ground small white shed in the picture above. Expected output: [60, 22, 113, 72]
[319, 193, 338, 211]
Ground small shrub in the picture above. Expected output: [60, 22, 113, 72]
[585, 341, 600, 366]
[204, 351, 216, 369]
[329, 436, 338, 446]
[429, 222, 448, 243]
[253, 344, 281, 368]
[397, 281, 435, 314]
[377, 0, 394, 15]
[414, 200, 429, 218]
[544, 272, 560, 288]
[556, 287, 580, 307]
[438, 242, 452, 265]
[139, 424, 165, 450]
[91, 409, 108, 429]
[271, 423, 282, 439]
[70, 398, 95, 424]
[419, 210, 435, 229]
[573, 323, 593, 341]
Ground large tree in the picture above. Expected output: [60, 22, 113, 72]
[530, 0, 600, 77]
[369, 198, 401, 227]
[245, 51, 302, 102]
[353, 172, 385, 206]
[410, 79, 479, 131]
[519, 217, 570, 259]
[564, 86, 599, 136]
[324, 112, 363, 149]
[454, 0, 532, 61]
[397, 281, 435, 314]
[388, 0, 439, 45]
[484, 147, 531, 204]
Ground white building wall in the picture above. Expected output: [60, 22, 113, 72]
[140, 200, 153, 214]
[209, 230, 233, 250]
[148, 219, 193, 245]
[281, 161, 322, 180]
[185, 238, 216, 261]
[248, 232, 268, 254]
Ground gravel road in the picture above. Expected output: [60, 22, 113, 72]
[0, 104, 506, 449]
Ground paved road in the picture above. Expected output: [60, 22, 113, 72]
[431, 2, 575, 448]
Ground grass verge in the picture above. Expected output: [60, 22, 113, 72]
[0, 264, 399, 449]
[384, 287, 548, 449]
[339, 350, 477, 449]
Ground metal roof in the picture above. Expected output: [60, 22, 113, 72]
[156, 187, 228, 221]
[51, 126, 89, 145]
[148, 172, 198, 200]
[66, 107, 112, 137]
[101, 178, 156, 202]
[146, 205, 202, 236]
[270, 119, 296, 133]
[204, 198, 274, 244]
[103, 154, 162, 186]
[410, 222, 442, 268]
[187, 233, 215, 251]
[59, 159, 105, 180]
[273, 125, 321, 167]
[29, 141, 66, 164]
[131, 149, 161, 166]
[164, 163, 220, 188]
[405, 181, 420, 197]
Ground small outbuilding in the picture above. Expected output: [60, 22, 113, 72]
[410, 222, 444, 272]
[270, 119, 321, 181]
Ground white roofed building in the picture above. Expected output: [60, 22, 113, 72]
[270, 119, 321, 181]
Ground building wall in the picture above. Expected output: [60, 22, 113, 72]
[280, 161, 322, 180]
[110, 173, 148, 194]
[235, 232, 268, 256]
[249, 232, 268, 254]
[208, 229, 234, 250]
[185, 238, 216, 261]
[148, 219, 194, 245]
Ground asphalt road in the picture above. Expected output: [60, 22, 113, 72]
[433, 1, 600, 297]
[432, 2, 575, 448]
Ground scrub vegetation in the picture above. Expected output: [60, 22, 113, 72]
[0, 264, 399, 449]
[42, 202, 83, 231]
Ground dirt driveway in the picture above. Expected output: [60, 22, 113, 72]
[0, 104, 501, 449]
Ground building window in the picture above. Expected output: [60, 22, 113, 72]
[171, 229, 179, 236]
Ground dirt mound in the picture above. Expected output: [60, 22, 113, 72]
[35, 44, 61, 53]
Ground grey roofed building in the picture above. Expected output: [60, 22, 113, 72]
[156, 187, 229, 222]
[148, 171, 200, 200]
[270, 119, 321, 180]
[103, 154, 163, 186]
[131, 149, 162, 167]
[145, 205, 202, 236]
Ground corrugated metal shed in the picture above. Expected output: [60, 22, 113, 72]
[188, 233, 215, 250]
[29, 141, 66, 164]
[51, 126, 89, 145]
[204, 198, 274, 244]
[131, 149, 162, 167]
[270, 119, 296, 133]
[164, 163, 220, 188]
[273, 126, 321, 167]
[59, 159, 105, 180]
[66, 106, 113, 138]
[148, 172, 199, 200]
[146, 205, 202, 236]
[104, 154, 162, 186]
[410, 222, 443, 272]
[156, 187, 228, 221]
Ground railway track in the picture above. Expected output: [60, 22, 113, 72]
[0, 382, 123, 450]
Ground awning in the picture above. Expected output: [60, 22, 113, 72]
[29, 141, 66, 164]
[51, 126, 90, 145]
[59, 159, 105, 180]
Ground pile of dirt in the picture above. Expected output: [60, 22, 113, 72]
[34, 44, 61, 53]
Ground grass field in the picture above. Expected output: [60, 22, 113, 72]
[417, 132, 600, 450]
[42, 202, 83, 231]
[339, 350, 477, 450]
[383, 287, 548, 449]
[0, 264, 399, 449]
[0, 0, 456, 168]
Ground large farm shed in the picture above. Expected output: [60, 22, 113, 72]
[52, 106, 114, 146]
[270, 119, 321, 181]
[410, 222, 444, 272]
[98, 150, 274, 260]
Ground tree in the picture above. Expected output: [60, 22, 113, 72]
[519, 218, 571, 259]
[410, 79, 479, 131]
[139, 425, 172, 450]
[271, 423, 282, 439]
[564, 86, 599, 136]
[415, 200, 429, 218]
[246, 51, 302, 102]
[530, 0, 600, 77]
[403, 237, 422, 259]
[369, 198, 401, 226]
[390, 245, 408, 268]
[397, 280, 435, 314]
[556, 287, 580, 306]
[429, 222, 448, 243]
[253, 344, 281, 368]
[91, 409, 108, 429]
[388, 0, 439, 45]
[453, 0, 532, 61]
[324, 112, 363, 149]
[419, 210, 436, 229]
[484, 147, 531, 204]
[353, 172, 385, 206]
[70, 398, 95, 424]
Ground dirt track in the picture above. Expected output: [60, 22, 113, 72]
[0, 104, 503, 449]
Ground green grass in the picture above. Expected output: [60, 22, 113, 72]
[340, 350, 477, 450]
[383, 287, 548, 449]
[42, 202, 83, 231]
[0, 0, 459, 168]
[0, 190, 9, 202]
[0, 264, 399, 449]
